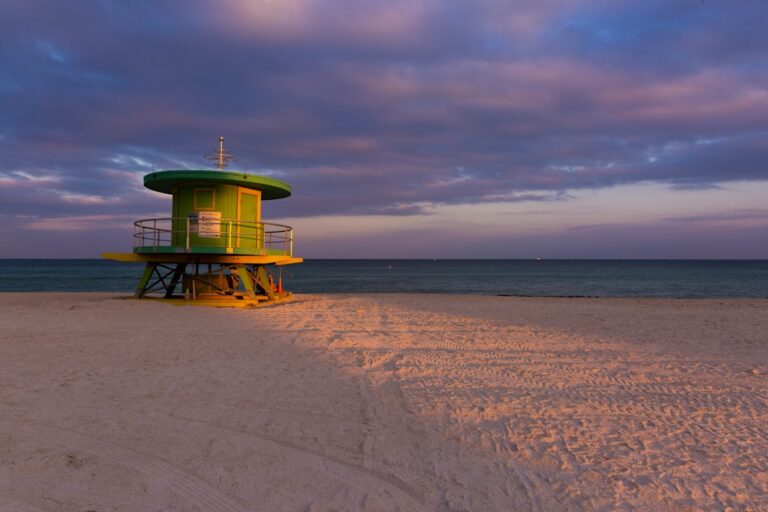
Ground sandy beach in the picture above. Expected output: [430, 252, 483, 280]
[0, 292, 766, 511]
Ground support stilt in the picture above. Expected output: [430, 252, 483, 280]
[165, 263, 185, 298]
[131, 260, 290, 306]
[254, 265, 276, 301]
[136, 263, 156, 297]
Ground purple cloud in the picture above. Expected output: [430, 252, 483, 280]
[0, 0, 766, 256]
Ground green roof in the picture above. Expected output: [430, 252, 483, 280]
[144, 170, 291, 199]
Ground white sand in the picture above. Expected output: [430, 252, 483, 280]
[0, 292, 766, 511]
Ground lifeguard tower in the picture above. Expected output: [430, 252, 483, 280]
[103, 138, 302, 307]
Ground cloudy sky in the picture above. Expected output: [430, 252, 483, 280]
[1, 0, 767, 258]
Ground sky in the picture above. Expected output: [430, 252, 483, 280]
[1, 0, 767, 258]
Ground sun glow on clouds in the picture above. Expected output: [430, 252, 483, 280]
[225, 0, 426, 44]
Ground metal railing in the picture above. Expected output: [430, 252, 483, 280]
[133, 217, 294, 256]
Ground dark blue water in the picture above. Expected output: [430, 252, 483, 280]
[0, 259, 766, 298]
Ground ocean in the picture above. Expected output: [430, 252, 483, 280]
[0, 259, 766, 298]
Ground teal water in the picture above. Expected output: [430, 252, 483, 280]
[0, 259, 766, 298]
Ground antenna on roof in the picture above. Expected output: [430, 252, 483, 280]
[204, 136, 237, 170]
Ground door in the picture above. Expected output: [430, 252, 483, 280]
[237, 188, 261, 252]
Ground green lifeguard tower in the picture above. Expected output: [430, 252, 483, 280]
[103, 138, 302, 307]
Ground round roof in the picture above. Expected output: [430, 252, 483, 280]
[143, 170, 291, 199]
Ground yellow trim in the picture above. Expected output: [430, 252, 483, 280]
[128, 294, 296, 308]
[275, 257, 303, 266]
[101, 252, 302, 265]
[193, 188, 216, 210]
